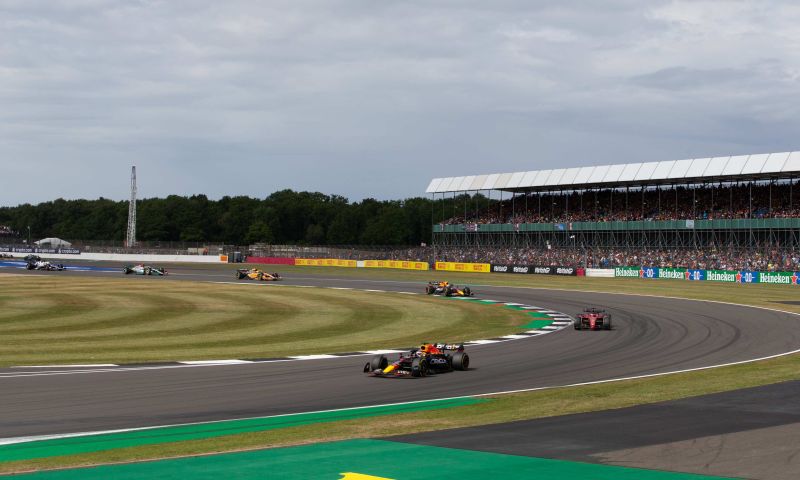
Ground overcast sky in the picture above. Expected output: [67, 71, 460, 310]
[1, 0, 799, 205]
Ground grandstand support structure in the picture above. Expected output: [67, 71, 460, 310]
[126, 165, 137, 248]
[428, 152, 800, 256]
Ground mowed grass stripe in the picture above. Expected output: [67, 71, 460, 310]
[0, 292, 201, 336]
[0, 277, 525, 366]
[0, 294, 102, 329]
[2, 291, 300, 341]
[5, 292, 406, 349]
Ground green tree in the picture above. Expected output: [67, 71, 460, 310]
[244, 221, 274, 244]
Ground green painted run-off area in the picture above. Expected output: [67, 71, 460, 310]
[0, 398, 483, 463]
[13, 439, 733, 479]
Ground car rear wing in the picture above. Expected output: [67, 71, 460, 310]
[435, 343, 465, 351]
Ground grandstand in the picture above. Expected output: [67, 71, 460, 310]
[426, 152, 800, 271]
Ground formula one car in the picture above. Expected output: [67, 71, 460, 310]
[425, 281, 473, 297]
[0, 253, 12, 259]
[26, 260, 66, 271]
[364, 343, 470, 377]
[574, 307, 612, 330]
[123, 264, 167, 276]
[235, 268, 282, 281]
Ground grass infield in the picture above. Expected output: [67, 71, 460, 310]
[0, 276, 525, 366]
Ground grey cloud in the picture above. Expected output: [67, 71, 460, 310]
[1, 1, 799, 205]
[630, 66, 748, 91]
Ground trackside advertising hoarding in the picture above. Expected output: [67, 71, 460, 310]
[658, 268, 686, 280]
[615, 267, 800, 285]
[686, 269, 705, 281]
[435, 262, 491, 273]
[295, 258, 357, 268]
[363, 260, 429, 271]
[759, 271, 797, 285]
[706, 270, 737, 282]
[614, 266, 639, 278]
[0, 246, 81, 255]
[491, 264, 577, 276]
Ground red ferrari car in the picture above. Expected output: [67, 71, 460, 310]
[574, 307, 612, 330]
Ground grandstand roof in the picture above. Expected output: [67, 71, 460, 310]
[425, 151, 800, 194]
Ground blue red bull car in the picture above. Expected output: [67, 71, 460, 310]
[425, 281, 473, 297]
[364, 343, 470, 377]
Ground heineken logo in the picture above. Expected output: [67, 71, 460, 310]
[658, 269, 685, 279]
[760, 272, 792, 284]
[614, 267, 639, 277]
[707, 271, 736, 282]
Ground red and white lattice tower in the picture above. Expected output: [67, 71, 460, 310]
[126, 166, 137, 248]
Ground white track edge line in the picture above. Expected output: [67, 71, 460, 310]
[5, 343, 800, 448]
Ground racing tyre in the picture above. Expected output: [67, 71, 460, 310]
[425, 285, 435, 295]
[574, 321, 582, 330]
[604, 317, 612, 330]
[463, 287, 471, 297]
[26, 263, 34, 270]
[370, 355, 388, 371]
[411, 357, 428, 377]
[451, 351, 470, 371]
[236, 271, 246, 279]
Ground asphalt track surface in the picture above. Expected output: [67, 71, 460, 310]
[391, 380, 800, 479]
[2, 264, 800, 440]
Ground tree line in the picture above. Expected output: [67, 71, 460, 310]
[0, 190, 489, 246]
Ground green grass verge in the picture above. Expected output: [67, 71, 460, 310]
[0, 276, 525, 366]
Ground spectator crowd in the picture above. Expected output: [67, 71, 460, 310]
[260, 244, 800, 272]
[433, 246, 800, 272]
[442, 182, 800, 225]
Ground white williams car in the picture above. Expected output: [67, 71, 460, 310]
[26, 260, 66, 271]
[123, 264, 168, 276]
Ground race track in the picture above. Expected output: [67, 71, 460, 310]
[1, 265, 799, 439]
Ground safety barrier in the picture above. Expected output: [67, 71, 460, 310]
[586, 268, 615, 278]
[246, 257, 296, 265]
[295, 258, 358, 268]
[614, 266, 800, 284]
[361, 260, 429, 271]
[435, 262, 491, 273]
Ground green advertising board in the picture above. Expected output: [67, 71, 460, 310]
[705, 270, 737, 282]
[614, 266, 640, 278]
[658, 268, 686, 280]
[758, 271, 795, 285]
